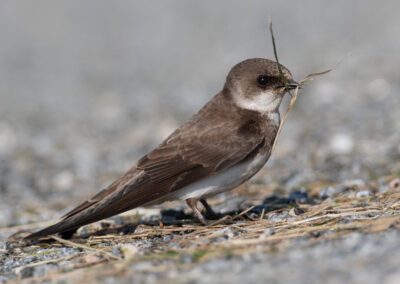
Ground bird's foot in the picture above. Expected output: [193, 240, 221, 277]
[186, 198, 232, 226]
[186, 198, 208, 225]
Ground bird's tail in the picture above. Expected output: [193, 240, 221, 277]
[24, 171, 170, 240]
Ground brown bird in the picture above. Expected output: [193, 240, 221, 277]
[25, 58, 298, 240]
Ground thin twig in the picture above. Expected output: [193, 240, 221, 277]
[233, 206, 255, 220]
[269, 21, 291, 95]
[271, 84, 300, 153]
[259, 208, 266, 221]
[269, 21, 335, 154]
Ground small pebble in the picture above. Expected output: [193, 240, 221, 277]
[289, 207, 305, 216]
[330, 133, 354, 154]
[120, 244, 139, 260]
[18, 267, 34, 279]
[319, 186, 346, 199]
[258, 228, 275, 239]
[389, 178, 400, 191]
[356, 190, 371, 198]
[268, 211, 292, 223]
[180, 252, 194, 263]
[32, 264, 58, 278]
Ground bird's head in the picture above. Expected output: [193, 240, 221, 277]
[224, 58, 298, 113]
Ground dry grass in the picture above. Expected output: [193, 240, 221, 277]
[3, 178, 400, 283]
[269, 21, 335, 154]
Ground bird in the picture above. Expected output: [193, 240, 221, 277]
[25, 58, 298, 240]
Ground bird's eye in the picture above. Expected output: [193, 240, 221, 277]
[257, 75, 269, 87]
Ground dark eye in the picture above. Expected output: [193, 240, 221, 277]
[257, 75, 269, 87]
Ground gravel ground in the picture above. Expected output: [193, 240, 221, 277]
[133, 231, 400, 284]
[0, 1, 400, 283]
[181, 231, 400, 284]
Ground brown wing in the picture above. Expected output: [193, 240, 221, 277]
[25, 96, 267, 239]
[137, 117, 265, 187]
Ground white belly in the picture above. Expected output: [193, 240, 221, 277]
[158, 151, 270, 202]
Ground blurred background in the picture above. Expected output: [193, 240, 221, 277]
[0, 0, 399, 227]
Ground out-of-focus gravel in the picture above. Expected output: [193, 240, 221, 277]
[194, 232, 399, 284]
[0, 1, 400, 283]
[129, 231, 400, 284]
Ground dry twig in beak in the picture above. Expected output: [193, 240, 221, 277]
[269, 21, 335, 153]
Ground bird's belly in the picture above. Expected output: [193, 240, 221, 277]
[164, 152, 270, 201]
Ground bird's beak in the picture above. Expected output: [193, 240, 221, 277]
[279, 79, 300, 90]
[287, 79, 300, 90]
[288, 79, 300, 90]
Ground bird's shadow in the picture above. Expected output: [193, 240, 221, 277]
[76, 209, 228, 239]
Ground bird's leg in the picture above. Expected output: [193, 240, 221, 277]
[186, 198, 208, 225]
[200, 199, 219, 220]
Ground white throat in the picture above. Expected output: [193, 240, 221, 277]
[233, 89, 283, 114]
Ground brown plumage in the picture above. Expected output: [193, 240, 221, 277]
[25, 58, 297, 240]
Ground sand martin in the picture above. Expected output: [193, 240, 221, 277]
[26, 58, 298, 240]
